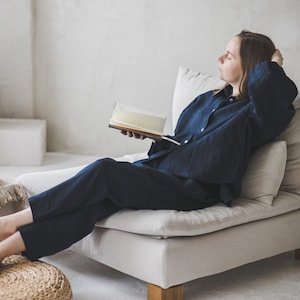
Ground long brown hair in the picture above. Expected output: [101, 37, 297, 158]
[237, 30, 276, 99]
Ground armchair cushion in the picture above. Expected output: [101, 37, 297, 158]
[275, 95, 300, 194]
[240, 141, 287, 205]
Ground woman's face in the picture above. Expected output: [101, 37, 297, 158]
[218, 37, 243, 90]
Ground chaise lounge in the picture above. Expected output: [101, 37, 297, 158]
[16, 67, 300, 300]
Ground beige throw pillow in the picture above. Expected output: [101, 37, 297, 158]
[240, 141, 287, 205]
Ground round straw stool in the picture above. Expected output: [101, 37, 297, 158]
[0, 255, 73, 300]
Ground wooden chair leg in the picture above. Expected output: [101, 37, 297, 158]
[147, 283, 183, 300]
[294, 248, 300, 260]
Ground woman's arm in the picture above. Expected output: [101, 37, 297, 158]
[248, 59, 297, 144]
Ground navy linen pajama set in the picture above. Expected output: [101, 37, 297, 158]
[20, 62, 297, 261]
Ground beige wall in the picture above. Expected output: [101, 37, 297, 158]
[1, 0, 300, 157]
[0, 0, 33, 118]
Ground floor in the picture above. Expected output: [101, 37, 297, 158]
[1, 152, 300, 299]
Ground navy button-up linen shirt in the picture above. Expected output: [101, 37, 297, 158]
[135, 62, 298, 206]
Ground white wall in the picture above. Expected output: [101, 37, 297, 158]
[1, 0, 300, 157]
[0, 0, 33, 118]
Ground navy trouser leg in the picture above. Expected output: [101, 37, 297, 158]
[20, 200, 118, 261]
[29, 158, 217, 220]
[19, 158, 218, 260]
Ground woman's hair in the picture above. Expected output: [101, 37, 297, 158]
[236, 30, 276, 99]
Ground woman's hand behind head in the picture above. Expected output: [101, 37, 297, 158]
[271, 49, 283, 66]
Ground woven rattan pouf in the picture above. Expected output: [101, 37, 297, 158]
[0, 255, 73, 300]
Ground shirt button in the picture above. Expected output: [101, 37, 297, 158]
[184, 139, 189, 144]
[229, 97, 234, 103]
[212, 108, 216, 112]
[201, 128, 204, 132]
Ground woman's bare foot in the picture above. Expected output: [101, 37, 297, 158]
[0, 208, 33, 241]
[0, 217, 17, 241]
[0, 231, 26, 262]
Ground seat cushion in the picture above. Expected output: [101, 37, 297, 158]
[96, 191, 300, 237]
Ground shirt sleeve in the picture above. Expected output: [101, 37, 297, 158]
[248, 61, 298, 146]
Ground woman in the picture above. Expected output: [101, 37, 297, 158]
[0, 30, 298, 262]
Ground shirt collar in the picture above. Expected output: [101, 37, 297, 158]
[224, 85, 233, 97]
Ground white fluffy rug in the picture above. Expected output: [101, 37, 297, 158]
[42, 250, 300, 300]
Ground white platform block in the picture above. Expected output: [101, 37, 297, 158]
[0, 118, 46, 166]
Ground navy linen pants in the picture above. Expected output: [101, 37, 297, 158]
[19, 158, 218, 261]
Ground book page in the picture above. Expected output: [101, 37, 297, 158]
[109, 102, 167, 138]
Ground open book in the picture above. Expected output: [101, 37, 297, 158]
[109, 102, 180, 145]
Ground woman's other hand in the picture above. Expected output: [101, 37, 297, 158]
[271, 49, 283, 66]
[121, 130, 145, 140]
